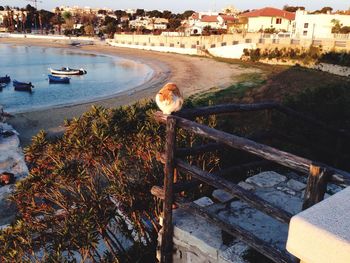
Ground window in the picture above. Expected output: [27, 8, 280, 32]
[276, 18, 282, 24]
[304, 23, 309, 28]
[303, 30, 308, 36]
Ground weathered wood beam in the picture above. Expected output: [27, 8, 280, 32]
[180, 202, 294, 263]
[160, 116, 176, 263]
[302, 164, 332, 210]
[176, 159, 293, 224]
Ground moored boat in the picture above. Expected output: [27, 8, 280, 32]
[49, 67, 87, 75]
[0, 75, 11, 84]
[48, 74, 70, 84]
[13, 80, 34, 92]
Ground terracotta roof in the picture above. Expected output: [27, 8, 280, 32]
[201, 15, 219, 22]
[220, 15, 237, 22]
[240, 7, 295, 20]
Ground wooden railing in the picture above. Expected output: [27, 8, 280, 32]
[151, 102, 350, 263]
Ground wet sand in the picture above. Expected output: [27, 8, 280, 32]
[1, 38, 258, 145]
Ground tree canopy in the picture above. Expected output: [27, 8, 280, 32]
[283, 5, 305, 12]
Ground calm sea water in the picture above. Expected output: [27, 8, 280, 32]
[0, 44, 154, 113]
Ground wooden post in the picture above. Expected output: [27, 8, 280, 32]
[160, 116, 177, 263]
[302, 164, 332, 210]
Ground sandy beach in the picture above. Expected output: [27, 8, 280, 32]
[1, 38, 258, 145]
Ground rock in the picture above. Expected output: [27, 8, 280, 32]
[193, 197, 214, 207]
[246, 171, 287, 188]
[287, 179, 306, 192]
[0, 185, 17, 226]
[216, 201, 289, 252]
[173, 209, 224, 260]
[219, 241, 249, 263]
[277, 186, 296, 196]
[237, 182, 255, 191]
[213, 189, 234, 203]
[255, 188, 303, 214]
[0, 122, 28, 227]
[0, 172, 15, 185]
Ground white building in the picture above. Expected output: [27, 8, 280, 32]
[129, 16, 168, 30]
[186, 12, 236, 35]
[125, 9, 137, 15]
[54, 6, 113, 16]
[293, 10, 350, 39]
[239, 7, 295, 33]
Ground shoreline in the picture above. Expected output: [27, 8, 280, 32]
[2, 38, 259, 146]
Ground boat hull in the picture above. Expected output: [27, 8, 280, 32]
[14, 85, 32, 92]
[49, 68, 87, 75]
[0, 76, 11, 84]
[13, 80, 33, 92]
[48, 75, 70, 84]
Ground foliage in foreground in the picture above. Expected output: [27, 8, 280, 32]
[1, 103, 164, 262]
[0, 101, 219, 262]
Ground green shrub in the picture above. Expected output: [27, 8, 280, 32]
[320, 51, 350, 67]
[0, 102, 219, 262]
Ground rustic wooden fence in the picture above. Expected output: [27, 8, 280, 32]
[151, 102, 350, 263]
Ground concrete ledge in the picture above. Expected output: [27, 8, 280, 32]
[287, 187, 350, 263]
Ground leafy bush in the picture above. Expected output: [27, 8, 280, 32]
[320, 51, 350, 67]
[241, 46, 338, 65]
[0, 102, 219, 262]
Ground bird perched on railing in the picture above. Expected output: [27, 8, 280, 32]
[155, 83, 184, 115]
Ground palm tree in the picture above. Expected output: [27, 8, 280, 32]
[15, 13, 20, 32]
[52, 8, 63, 34]
[38, 12, 43, 33]
[21, 10, 26, 33]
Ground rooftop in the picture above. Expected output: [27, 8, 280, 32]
[240, 7, 295, 20]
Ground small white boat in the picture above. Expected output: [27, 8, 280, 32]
[49, 67, 87, 75]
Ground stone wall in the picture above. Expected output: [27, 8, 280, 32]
[111, 34, 350, 53]
[0, 122, 28, 227]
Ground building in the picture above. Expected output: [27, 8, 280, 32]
[239, 7, 295, 33]
[186, 12, 237, 35]
[293, 9, 350, 39]
[54, 6, 113, 16]
[125, 9, 137, 15]
[129, 16, 168, 31]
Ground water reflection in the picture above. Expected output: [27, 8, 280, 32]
[0, 44, 153, 113]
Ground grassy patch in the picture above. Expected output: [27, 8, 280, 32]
[213, 56, 289, 73]
[189, 72, 266, 106]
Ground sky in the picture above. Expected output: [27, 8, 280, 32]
[1, 0, 349, 13]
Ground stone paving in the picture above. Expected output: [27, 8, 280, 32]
[169, 170, 345, 263]
[0, 122, 28, 227]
